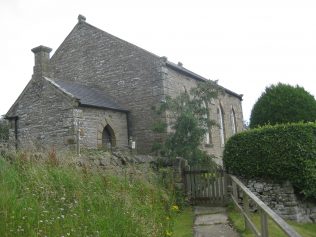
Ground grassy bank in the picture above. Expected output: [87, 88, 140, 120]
[0, 153, 178, 237]
[228, 204, 316, 237]
[173, 207, 194, 237]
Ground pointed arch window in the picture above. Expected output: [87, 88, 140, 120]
[217, 105, 225, 146]
[202, 101, 211, 145]
[102, 124, 116, 148]
[231, 108, 237, 134]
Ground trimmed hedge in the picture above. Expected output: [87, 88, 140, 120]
[223, 122, 316, 198]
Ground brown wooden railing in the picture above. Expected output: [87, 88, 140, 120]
[227, 174, 302, 237]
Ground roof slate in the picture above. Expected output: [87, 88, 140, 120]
[48, 78, 128, 112]
[166, 61, 243, 100]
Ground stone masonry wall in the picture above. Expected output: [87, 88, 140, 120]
[47, 18, 244, 155]
[243, 179, 316, 223]
[50, 21, 165, 153]
[163, 66, 243, 163]
[8, 78, 77, 150]
[75, 107, 128, 149]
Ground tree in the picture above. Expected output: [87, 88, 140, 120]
[250, 83, 316, 128]
[152, 80, 220, 165]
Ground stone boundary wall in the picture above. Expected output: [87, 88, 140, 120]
[241, 178, 316, 223]
[0, 141, 8, 151]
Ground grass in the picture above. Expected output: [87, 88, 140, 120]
[0, 152, 179, 237]
[173, 207, 194, 237]
[228, 204, 316, 237]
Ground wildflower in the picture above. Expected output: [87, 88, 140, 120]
[61, 215, 65, 219]
[171, 205, 179, 211]
[166, 230, 173, 236]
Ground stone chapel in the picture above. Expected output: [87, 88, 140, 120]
[6, 15, 244, 161]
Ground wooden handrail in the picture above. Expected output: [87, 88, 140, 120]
[228, 175, 302, 237]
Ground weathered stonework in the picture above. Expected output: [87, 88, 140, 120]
[163, 65, 243, 163]
[78, 107, 128, 149]
[243, 179, 316, 223]
[6, 15, 244, 160]
[7, 77, 77, 150]
[49, 22, 164, 152]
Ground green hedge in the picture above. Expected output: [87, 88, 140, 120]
[223, 122, 316, 198]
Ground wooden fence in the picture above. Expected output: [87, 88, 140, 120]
[184, 165, 226, 206]
[182, 164, 302, 237]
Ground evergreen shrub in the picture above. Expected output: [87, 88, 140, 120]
[223, 122, 316, 198]
[249, 83, 316, 128]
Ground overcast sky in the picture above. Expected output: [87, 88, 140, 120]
[1, 0, 316, 122]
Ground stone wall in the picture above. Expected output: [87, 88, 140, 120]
[76, 107, 128, 149]
[163, 66, 244, 163]
[7, 78, 77, 150]
[49, 18, 244, 156]
[243, 179, 316, 223]
[9, 16, 244, 155]
[0, 140, 8, 151]
[50, 20, 165, 153]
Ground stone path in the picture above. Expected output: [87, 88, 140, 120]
[193, 206, 239, 237]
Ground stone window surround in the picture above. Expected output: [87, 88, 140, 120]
[217, 103, 225, 147]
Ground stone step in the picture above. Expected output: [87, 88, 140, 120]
[194, 224, 239, 237]
[193, 206, 239, 237]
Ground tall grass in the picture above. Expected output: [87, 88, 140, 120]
[0, 153, 177, 237]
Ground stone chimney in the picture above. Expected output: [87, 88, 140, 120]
[31, 45, 52, 77]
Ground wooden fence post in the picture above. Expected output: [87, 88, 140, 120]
[232, 181, 238, 201]
[261, 208, 269, 237]
[244, 193, 250, 230]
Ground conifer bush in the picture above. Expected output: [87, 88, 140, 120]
[249, 83, 316, 128]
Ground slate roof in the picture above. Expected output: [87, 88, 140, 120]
[47, 78, 128, 112]
[166, 61, 243, 100]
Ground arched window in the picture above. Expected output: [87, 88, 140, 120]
[217, 105, 225, 146]
[231, 108, 237, 134]
[202, 101, 211, 145]
[102, 125, 116, 148]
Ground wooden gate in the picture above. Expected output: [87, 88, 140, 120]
[184, 165, 227, 205]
